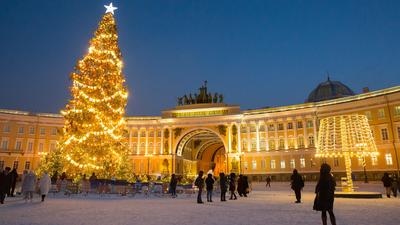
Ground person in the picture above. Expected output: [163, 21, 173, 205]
[290, 169, 304, 203]
[219, 172, 227, 201]
[81, 174, 90, 196]
[392, 174, 398, 198]
[381, 172, 392, 198]
[9, 168, 18, 197]
[0, 168, 7, 204]
[194, 170, 204, 204]
[205, 173, 214, 202]
[229, 173, 237, 200]
[242, 176, 249, 197]
[313, 163, 336, 225]
[39, 172, 51, 202]
[169, 174, 178, 198]
[22, 170, 36, 202]
[237, 174, 244, 197]
[266, 176, 271, 188]
[4, 167, 11, 196]
[89, 172, 97, 189]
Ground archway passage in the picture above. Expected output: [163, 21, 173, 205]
[175, 129, 226, 176]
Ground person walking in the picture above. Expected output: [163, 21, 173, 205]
[4, 167, 11, 197]
[219, 172, 227, 201]
[195, 171, 204, 204]
[381, 172, 393, 198]
[169, 174, 178, 198]
[237, 174, 244, 197]
[229, 173, 237, 200]
[242, 176, 249, 197]
[22, 170, 36, 202]
[0, 168, 8, 204]
[392, 174, 398, 198]
[9, 168, 18, 197]
[313, 163, 336, 225]
[290, 169, 304, 203]
[266, 176, 271, 188]
[205, 173, 214, 202]
[39, 172, 51, 202]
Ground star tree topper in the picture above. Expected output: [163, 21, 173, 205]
[104, 3, 117, 14]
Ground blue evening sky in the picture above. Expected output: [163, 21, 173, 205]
[0, 0, 399, 115]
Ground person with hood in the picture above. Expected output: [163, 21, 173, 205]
[0, 168, 7, 204]
[39, 171, 51, 202]
[169, 174, 178, 198]
[219, 172, 227, 201]
[381, 172, 393, 198]
[205, 173, 215, 202]
[313, 163, 336, 225]
[194, 170, 204, 204]
[290, 169, 304, 203]
[22, 170, 36, 202]
[8, 168, 18, 197]
[229, 173, 237, 200]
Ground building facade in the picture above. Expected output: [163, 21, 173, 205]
[1, 81, 400, 181]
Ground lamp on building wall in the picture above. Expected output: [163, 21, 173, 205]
[316, 114, 379, 195]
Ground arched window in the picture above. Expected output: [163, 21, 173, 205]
[308, 135, 315, 147]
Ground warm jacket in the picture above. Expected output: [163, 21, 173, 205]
[291, 173, 304, 190]
[39, 173, 52, 195]
[314, 174, 336, 211]
[195, 176, 204, 189]
[0, 171, 8, 194]
[382, 175, 392, 187]
[220, 175, 228, 192]
[205, 176, 214, 191]
[22, 172, 36, 192]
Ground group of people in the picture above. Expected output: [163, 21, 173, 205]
[381, 172, 399, 198]
[0, 168, 51, 204]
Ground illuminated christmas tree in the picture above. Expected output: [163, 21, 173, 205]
[42, 4, 130, 179]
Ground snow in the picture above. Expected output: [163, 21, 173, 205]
[0, 182, 399, 225]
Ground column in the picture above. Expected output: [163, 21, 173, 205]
[160, 127, 164, 154]
[153, 128, 157, 154]
[137, 128, 141, 155]
[169, 127, 172, 154]
[228, 124, 232, 153]
[247, 124, 251, 152]
[303, 119, 308, 148]
[274, 122, 279, 149]
[145, 128, 149, 155]
[238, 123, 242, 153]
[256, 122, 260, 152]
[284, 121, 288, 149]
[265, 123, 269, 151]
[313, 117, 318, 146]
[294, 120, 298, 149]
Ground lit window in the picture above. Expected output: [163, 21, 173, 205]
[365, 111, 372, 120]
[309, 136, 315, 146]
[15, 141, 22, 150]
[29, 127, 35, 135]
[287, 123, 293, 130]
[38, 143, 44, 152]
[27, 142, 33, 153]
[381, 128, 389, 141]
[279, 139, 285, 149]
[278, 124, 284, 130]
[298, 136, 304, 148]
[290, 159, 295, 168]
[3, 125, 10, 133]
[280, 160, 286, 169]
[300, 158, 305, 168]
[13, 161, 19, 170]
[297, 121, 303, 129]
[18, 127, 24, 134]
[288, 138, 295, 149]
[157, 131, 161, 137]
[133, 131, 138, 137]
[371, 155, 378, 166]
[260, 138, 266, 151]
[132, 143, 137, 153]
[140, 131, 146, 137]
[50, 143, 56, 152]
[40, 128, 45, 135]
[252, 160, 257, 170]
[269, 140, 275, 150]
[385, 154, 393, 165]
[394, 105, 400, 116]
[270, 160, 276, 169]
[1, 140, 9, 150]
[261, 159, 266, 169]
[150, 131, 154, 137]
[268, 124, 275, 131]
[251, 138, 257, 150]
[334, 158, 339, 167]
[51, 128, 57, 135]
[306, 120, 313, 128]
[250, 126, 256, 133]
[378, 109, 385, 118]
[25, 161, 30, 170]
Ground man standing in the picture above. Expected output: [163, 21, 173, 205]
[290, 169, 304, 203]
[9, 168, 18, 197]
[0, 168, 8, 204]
[195, 171, 204, 204]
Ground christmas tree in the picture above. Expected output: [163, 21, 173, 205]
[41, 4, 130, 179]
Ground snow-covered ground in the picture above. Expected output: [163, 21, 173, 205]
[0, 182, 399, 225]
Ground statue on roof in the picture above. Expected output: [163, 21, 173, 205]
[213, 93, 218, 103]
[177, 97, 183, 106]
[219, 94, 224, 103]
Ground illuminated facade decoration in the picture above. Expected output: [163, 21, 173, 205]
[316, 115, 379, 191]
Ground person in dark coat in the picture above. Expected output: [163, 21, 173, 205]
[219, 172, 227, 201]
[195, 171, 204, 204]
[4, 167, 11, 197]
[313, 163, 336, 225]
[205, 173, 214, 202]
[237, 174, 244, 197]
[9, 168, 18, 197]
[169, 174, 178, 198]
[229, 173, 237, 200]
[392, 174, 398, 198]
[266, 176, 271, 188]
[242, 176, 249, 197]
[290, 169, 304, 203]
[0, 168, 8, 204]
[381, 172, 393, 198]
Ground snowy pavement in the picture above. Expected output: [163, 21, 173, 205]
[0, 182, 399, 225]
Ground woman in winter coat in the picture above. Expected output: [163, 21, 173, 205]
[169, 174, 178, 197]
[39, 172, 51, 202]
[22, 170, 36, 202]
[219, 172, 227, 201]
[237, 174, 243, 196]
[381, 172, 393, 198]
[313, 163, 336, 225]
[205, 173, 215, 202]
[229, 173, 237, 200]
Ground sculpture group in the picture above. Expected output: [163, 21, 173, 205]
[177, 81, 224, 105]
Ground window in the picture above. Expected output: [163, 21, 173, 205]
[300, 158, 305, 168]
[18, 127, 24, 134]
[13, 161, 19, 170]
[3, 125, 10, 133]
[29, 127, 35, 135]
[251, 138, 257, 150]
[25, 161, 30, 170]
[334, 158, 339, 167]
[270, 160, 276, 169]
[297, 121, 303, 129]
[261, 159, 266, 169]
[252, 160, 257, 170]
[288, 138, 294, 149]
[50, 143, 56, 152]
[133, 131, 138, 137]
[15, 140, 22, 150]
[39, 143, 44, 152]
[381, 128, 389, 141]
[268, 124, 275, 131]
[269, 140, 275, 150]
[365, 111, 372, 120]
[51, 128, 57, 135]
[279, 139, 285, 149]
[242, 139, 247, 151]
[385, 154, 393, 165]
[1, 140, 9, 150]
[27, 141, 33, 153]
[309, 136, 315, 146]
[250, 126, 256, 133]
[132, 143, 137, 153]
[306, 120, 313, 128]
[149, 131, 154, 137]
[395, 106, 400, 116]
[287, 123, 293, 130]
[378, 109, 385, 118]
[278, 124, 284, 130]
[298, 136, 304, 148]
[290, 159, 295, 168]
[280, 160, 286, 169]
[140, 131, 146, 137]
[40, 128, 46, 135]
[371, 155, 378, 166]
[0, 161, 4, 169]
[157, 131, 161, 137]
[243, 161, 248, 170]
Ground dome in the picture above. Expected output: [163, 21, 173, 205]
[306, 77, 355, 103]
